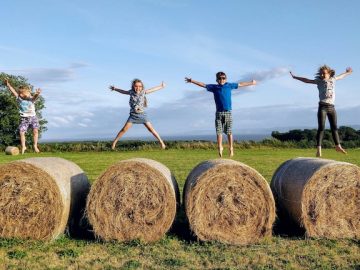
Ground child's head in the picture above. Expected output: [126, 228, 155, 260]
[131, 78, 147, 107]
[18, 86, 31, 98]
[131, 79, 144, 93]
[316, 65, 335, 80]
[216, 71, 227, 85]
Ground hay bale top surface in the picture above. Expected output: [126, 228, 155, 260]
[184, 159, 275, 245]
[86, 158, 179, 242]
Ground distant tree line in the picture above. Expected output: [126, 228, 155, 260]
[271, 126, 360, 148]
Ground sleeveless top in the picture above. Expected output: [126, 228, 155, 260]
[129, 90, 147, 113]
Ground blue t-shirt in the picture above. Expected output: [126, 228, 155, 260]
[206, 82, 238, 111]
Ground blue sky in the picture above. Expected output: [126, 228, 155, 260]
[1, 0, 360, 141]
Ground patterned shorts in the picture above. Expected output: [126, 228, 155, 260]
[19, 116, 40, 133]
[215, 111, 232, 135]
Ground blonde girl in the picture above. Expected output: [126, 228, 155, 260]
[109, 79, 166, 150]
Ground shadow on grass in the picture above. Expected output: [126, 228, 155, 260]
[168, 206, 197, 243]
[272, 210, 305, 238]
[170, 207, 307, 243]
[68, 200, 309, 243]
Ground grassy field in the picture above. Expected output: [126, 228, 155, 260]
[0, 147, 359, 269]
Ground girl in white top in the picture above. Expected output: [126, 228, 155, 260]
[290, 65, 353, 157]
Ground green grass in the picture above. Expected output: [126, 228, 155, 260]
[0, 148, 360, 269]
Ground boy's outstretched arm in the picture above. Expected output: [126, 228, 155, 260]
[185, 77, 206, 88]
[109, 85, 130, 95]
[4, 79, 19, 97]
[32, 88, 42, 101]
[238, 80, 257, 87]
[335, 67, 353, 80]
[290, 71, 316, 84]
[146, 81, 166, 94]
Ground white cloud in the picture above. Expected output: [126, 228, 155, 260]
[52, 116, 71, 125]
[2, 63, 89, 85]
[42, 95, 360, 141]
[240, 67, 290, 82]
[82, 118, 92, 123]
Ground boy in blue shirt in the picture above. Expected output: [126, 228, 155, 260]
[185, 72, 256, 157]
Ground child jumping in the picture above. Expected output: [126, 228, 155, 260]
[185, 72, 256, 157]
[4, 79, 42, 154]
[290, 65, 353, 157]
[109, 79, 166, 150]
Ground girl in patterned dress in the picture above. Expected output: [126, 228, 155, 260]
[290, 65, 353, 157]
[109, 79, 166, 150]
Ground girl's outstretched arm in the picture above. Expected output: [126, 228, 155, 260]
[290, 71, 316, 84]
[4, 79, 19, 97]
[185, 77, 206, 88]
[32, 88, 42, 101]
[146, 81, 166, 94]
[109, 85, 130, 95]
[335, 67, 353, 80]
[238, 80, 257, 87]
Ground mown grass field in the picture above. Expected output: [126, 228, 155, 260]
[0, 147, 359, 269]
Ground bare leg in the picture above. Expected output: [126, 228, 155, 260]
[335, 144, 347, 155]
[227, 134, 234, 157]
[144, 122, 165, 149]
[33, 128, 40, 153]
[20, 131, 26, 154]
[217, 134, 223, 157]
[316, 146, 322, 157]
[112, 122, 133, 149]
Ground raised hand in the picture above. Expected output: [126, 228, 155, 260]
[185, 77, 192, 83]
[289, 71, 295, 78]
[161, 81, 166, 88]
[35, 88, 42, 95]
[2, 78, 10, 87]
[109, 85, 116, 91]
[252, 80, 257, 85]
[346, 67, 353, 73]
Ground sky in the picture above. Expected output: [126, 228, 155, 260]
[1, 0, 360, 141]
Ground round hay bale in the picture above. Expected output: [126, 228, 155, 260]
[271, 157, 360, 238]
[0, 157, 90, 240]
[86, 158, 179, 242]
[184, 159, 275, 245]
[5, 146, 19, 155]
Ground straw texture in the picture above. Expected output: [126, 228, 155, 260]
[184, 159, 275, 245]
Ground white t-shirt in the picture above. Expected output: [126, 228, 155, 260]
[315, 77, 335, 105]
[17, 97, 36, 117]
